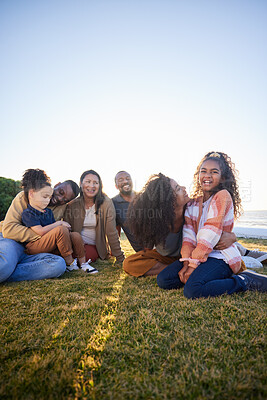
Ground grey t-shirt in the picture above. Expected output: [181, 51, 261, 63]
[156, 230, 183, 257]
[112, 194, 143, 252]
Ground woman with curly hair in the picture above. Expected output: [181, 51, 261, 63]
[157, 151, 267, 298]
[123, 173, 191, 277]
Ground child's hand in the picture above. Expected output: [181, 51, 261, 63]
[179, 260, 196, 284]
[178, 265, 186, 283]
[178, 261, 189, 284]
[183, 266, 195, 283]
[179, 264, 195, 284]
[61, 221, 71, 230]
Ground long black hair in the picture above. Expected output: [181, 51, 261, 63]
[21, 169, 51, 202]
[126, 173, 176, 248]
[80, 170, 105, 214]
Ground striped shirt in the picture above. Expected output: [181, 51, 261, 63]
[181, 189, 241, 273]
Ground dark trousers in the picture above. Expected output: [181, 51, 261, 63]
[157, 257, 246, 299]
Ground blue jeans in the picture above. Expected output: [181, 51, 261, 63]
[157, 257, 246, 298]
[0, 233, 66, 283]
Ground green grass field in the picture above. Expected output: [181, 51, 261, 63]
[1, 237, 266, 399]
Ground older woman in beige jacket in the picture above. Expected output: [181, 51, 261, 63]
[64, 170, 124, 264]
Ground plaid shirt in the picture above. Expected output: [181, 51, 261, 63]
[181, 190, 241, 273]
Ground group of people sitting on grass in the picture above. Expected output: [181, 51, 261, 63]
[0, 151, 267, 298]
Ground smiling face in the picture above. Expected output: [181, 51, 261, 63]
[115, 171, 133, 196]
[199, 159, 222, 200]
[29, 185, 53, 212]
[49, 182, 75, 206]
[170, 179, 190, 207]
[81, 173, 100, 200]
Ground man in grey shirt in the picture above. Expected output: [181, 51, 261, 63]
[112, 171, 142, 252]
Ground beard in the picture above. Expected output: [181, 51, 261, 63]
[120, 185, 132, 196]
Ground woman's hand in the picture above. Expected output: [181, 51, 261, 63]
[214, 232, 236, 250]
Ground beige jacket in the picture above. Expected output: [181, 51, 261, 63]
[64, 196, 124, 263]
[0, 192, 66, 243]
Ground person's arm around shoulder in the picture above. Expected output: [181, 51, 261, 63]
[2, 192, 40, 243]
[103, 198, 124, 263]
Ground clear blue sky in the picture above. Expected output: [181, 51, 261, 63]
[1, 0, 266, 212]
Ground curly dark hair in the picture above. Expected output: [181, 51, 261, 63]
[21, 169, 51, 202]
[126, 173, 176, 248]
[190, 151, 242, 218]
[79, 170, 105, 214]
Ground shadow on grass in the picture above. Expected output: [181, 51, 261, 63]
[78, 275, 267, 400]
[0, 238, 266, 399]
[0, 259, 125, 399]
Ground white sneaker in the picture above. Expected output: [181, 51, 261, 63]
[247, 249, 267, 263]
[235, 242, 248, 257]
[80, 260, 98, 274]
[242, 256, 263, 269]
[66, 258, 80, 272]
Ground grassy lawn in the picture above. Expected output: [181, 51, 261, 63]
[0, 237, 266, 399]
